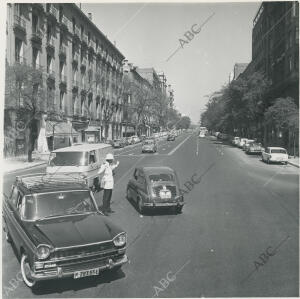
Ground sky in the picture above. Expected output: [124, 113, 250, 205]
[81, 2, 260, 123]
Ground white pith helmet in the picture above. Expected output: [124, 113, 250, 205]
[105, 153, 114, 160]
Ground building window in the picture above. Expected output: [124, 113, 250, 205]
[81, 95, 85, 116]
[32, 14, 39, 33]
[15, 38, 23, 62]
[73, 94, 78, 115]
[72, 17, 76, 32]
[59, 6, 63, 22]
[96, 101, 100, 119]
[59, 91, 65, 111]
[47, 85, 55, 110]
[32, 47, 39, 68]
[47, 55, 53, 73]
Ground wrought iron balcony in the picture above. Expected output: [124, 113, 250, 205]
[60, 15, 69, 31]
[59, 45, 67, 59]
[47, 5, 58, 20]
[31, 28, 43, 43]
[13, 15, 26, 33]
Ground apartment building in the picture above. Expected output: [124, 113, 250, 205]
[5, 3, 124, 156]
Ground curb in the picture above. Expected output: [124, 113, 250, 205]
[287, 160, 299, 168]
[4, 161, 47, 174]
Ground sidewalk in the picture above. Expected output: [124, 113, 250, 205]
[288, 156, 299, 168]
[3, 153, 48, 174]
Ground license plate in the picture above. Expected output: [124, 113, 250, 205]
[159, 190, 171, 199]
[74, 268, 99, 279]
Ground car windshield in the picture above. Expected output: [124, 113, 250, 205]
[23, 190, 97, 221]
[49, 152, 88, 166]
[149, 173, 175, 182]
[271, 149, 287, 154]
[144, 140, 154, 145]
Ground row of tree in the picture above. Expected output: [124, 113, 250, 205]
[201, 71, 299, 154]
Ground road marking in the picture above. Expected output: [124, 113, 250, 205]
[196, 137, 199, 156]
[263, 165, 287, 187]
[168, 135, 191, 156]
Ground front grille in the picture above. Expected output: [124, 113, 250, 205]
[59, 252, 122, 272]
[153, 185, 177, 198]
[52, 241, 114, 259]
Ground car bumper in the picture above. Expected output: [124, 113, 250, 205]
[143, 202, 184, 207]
[142, 148, 155, 152]
[270, 158, 288, 162]
[30, 255, 128, 281]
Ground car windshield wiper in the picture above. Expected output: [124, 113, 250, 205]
[37, 213, 67, 221]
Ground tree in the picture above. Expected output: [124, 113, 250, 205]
[5, 62, 47, 161]
[177, 116, 191, 129]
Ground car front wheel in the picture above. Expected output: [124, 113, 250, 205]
[21, 254, 36, 288]
[175, 206, 183, 214]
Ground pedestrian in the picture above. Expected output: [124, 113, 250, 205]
[98, 153, 119, 216]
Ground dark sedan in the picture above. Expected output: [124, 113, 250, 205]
[2, 174, 128, 288]
[112, 139, 124, 148]
[167, 134, 176, 141]
[126, 166, 184, 214]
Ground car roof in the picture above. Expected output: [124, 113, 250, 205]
[15, 174, 89, 195]
[138, 166, 175, 174]
[269, 147, 287, 150]
[52, 143, 111, 152]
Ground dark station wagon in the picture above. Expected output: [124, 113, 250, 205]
[2, 174, 128, 288]
[126, 166, 184, 214]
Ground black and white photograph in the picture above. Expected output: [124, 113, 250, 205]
[1, 1, 299, 298]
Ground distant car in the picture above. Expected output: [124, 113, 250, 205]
[112, 139, 124, 148]
[3, 174, 128, 288]
[199, 131, 205, 138]
[140, 135, 146, 141]
[262, 147, 288, 164]
[121, 137, 129, 146]
[126, 136, 134, 145]
[219, 133, 229, 140]
[246, 142, 264, 154]
[142, 139, 157, 153]
[232, 137, 240, 146]
[153, 133, 160, 139]
[167, 134, 176, 141]
[242, 139, 255, 151]
[126, 167, 184, 214]
[132, 135, 140, 144]
[237, 138, 248, 148]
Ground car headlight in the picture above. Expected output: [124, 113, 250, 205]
[113, 233, 127, 247]
[36, 244, 52, 260]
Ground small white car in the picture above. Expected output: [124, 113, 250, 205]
[238, 138, 248, 148]
[232, 137, 240, 146]
[262, 147, 288, 164]
[199, 131, 205, 138]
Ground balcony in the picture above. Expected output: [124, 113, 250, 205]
[31, 28, 43, 44]
[88, 40, 95, 53]
[46, 37, 55, 53]
[81, 34, 88, 46]
[13, 15, 26, 34]
[80, 81, 87, 93]
[47, 70, 55, 82]
[72, 52, 79, 64]
[32, 3, 44, 11]
[80, 57, 87, 69]
[59, 74, 67, 88]
[59, 45, 67, 59]
[73, 27, 81, 41]
[60, 15, 69, 32]
[47, 5, 58, 20]
[72, 79, 79, 91]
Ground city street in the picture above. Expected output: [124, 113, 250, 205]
[3, 132, 299, 297]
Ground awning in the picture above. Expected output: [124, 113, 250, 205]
[85, 126, 101, 132]
[46, 121, 79, 137]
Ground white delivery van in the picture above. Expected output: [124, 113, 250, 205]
[46, 143, 113, 190]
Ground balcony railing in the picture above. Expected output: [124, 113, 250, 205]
[59, 74, 67, 84]
[14, 15, 26, 32]
[47, 5, 58, 19]
[59, 45, 67, 58]
[81, 34, 88, 45]
[46, 37, 55, 49]
[31, 29, 43, 42]
[72, 79, 79, 89]
[81, 57, 87, 67]
[60, 15, 69, 31]
[73, 26, 80, 39]
[16, 56, 27, 65]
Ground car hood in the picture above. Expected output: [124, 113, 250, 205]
[31, 213, 122, 248]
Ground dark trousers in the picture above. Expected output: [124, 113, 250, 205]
[102, 189, 112, 212]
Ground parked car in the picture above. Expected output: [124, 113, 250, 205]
[242, 139, 255, 151]
[246, 142, 264, 154]
[126, 167, 184, 214]
[112, 139, 124, 148]
[140, 135, 146, 141]
[126, 136, 134, 145]
[237, 138, 248, 148]
[46, 143, 113, 191]
[142, 139, 157, 153]
[262, 147, 288, 164]
[2, 174, 128, 288]
[199, 131, 205, 138]
[232, 137, 240, 146]
[121, 137, 129, 146]
[167, 134, 176, 141]
[132, 135, 140, 144]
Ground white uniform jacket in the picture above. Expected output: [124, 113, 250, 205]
[98, 161, 119, 189]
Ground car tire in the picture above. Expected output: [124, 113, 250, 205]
[137, 198, 144, 214]
[126, 188, 131, 200]
[267, 158, 270, 164]
[21, 254, 36, 288]
[110, 265, 122, 273]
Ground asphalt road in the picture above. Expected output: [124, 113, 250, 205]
[2, 133, 299, 297]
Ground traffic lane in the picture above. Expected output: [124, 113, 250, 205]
[213, 139, 299, 222]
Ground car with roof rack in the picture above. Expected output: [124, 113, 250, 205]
[2, 173, 128, 288]
[126, 166, 184, 214]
